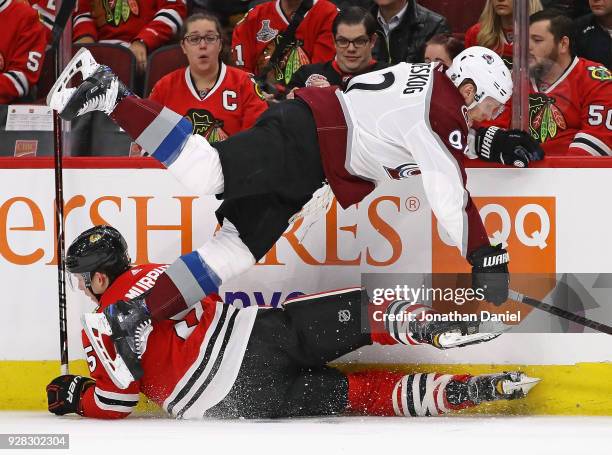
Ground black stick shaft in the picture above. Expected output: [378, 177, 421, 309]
[51, 0, 77, 375]
[509, 290, 612, 335]
[53, 60, 68, 375]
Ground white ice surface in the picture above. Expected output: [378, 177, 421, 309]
[1, 412, 611, 455]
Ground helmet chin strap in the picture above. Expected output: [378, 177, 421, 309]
[85, 285, 103, 303]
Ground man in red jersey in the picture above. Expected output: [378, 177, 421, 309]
[46, 225, 538, 419]
[481, 10, 612, 156]
[72, 0, 187, 72]
[0, 0, 47, 103]
[231, 0, 338, 93]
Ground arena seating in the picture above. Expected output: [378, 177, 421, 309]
[143, 45, 189, 97]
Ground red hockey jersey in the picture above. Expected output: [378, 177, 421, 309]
[231, 0, 337, 86]
[79, 264, 258, 419]
[29, 0, 54, 43]
[149, 63, 268, 142]
[0, 0, 47, 103]
[73, 0, 187, 51]
[489, 57, 612, 156]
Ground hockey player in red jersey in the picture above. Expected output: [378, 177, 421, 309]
[480, 10, 612, 156]
[149, 13, 267, 142]
[231, 0, 338, 93]
[72, 0, 187, 72]
[47, 45, 543, 386]
[0, 0, 47, 103]
[46, 226, 539, 419]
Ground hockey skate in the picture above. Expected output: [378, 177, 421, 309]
[408, 313, 507, 349]
[81, 296, 152, 389]
[47, 47, 130, 120]
[465, 372, 540, 404]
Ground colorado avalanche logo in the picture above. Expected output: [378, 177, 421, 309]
[482, 54, 495, 65]
[384, 163, 421, 180]
[256, 20, 278, 43]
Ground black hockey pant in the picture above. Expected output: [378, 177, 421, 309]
[206, 289, 371, 418]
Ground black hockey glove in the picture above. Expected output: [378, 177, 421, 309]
[46, 375, 94, 416]
[468, 244, 510, 306]
[475, 127, 544, 167]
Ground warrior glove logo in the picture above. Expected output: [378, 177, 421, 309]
[384, 163, 421, 180]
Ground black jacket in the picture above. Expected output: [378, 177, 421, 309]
[371, 0, 450, 64]
[287, 59, 388, 91]
[574, 14, 611, 69]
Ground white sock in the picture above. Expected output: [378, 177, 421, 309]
[167, 134, 224, 195]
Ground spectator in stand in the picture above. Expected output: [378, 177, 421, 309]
[72, 0, 187, 73]
[286, 7, 386, 96]
[149, 13, 267, 143]
[423, 33, 465, 67]
[0, 0, 47, 103]
[231, 0, 338, 96]
[574, 0, 611, 68]
[486, 9, 611, 156]
[465, 0, 543, 66]
[371, 0, 450, 64]
[29, 0, 54, 42]
[542, 0, 591, 17]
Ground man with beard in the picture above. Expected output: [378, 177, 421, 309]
[483, 9, 611, 155]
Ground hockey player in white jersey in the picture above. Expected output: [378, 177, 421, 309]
[47, 46, 543, 386]
[46, 226, 539, 419]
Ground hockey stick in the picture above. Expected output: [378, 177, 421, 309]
[508, 289, 612, 335]
[50, 0, 77, 375]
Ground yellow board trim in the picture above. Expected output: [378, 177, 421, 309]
[2, 361, 612, 415]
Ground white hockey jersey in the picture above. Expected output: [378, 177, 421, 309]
[296, 62, 488, 257]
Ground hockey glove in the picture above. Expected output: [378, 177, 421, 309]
[468, 244, 509, 306]
[46, 375, 94, 416]
[475, 127, 543, 167]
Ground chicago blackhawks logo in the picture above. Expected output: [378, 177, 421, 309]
[529, 93, 567, 143]
[256, 37, 310, 85]
[256, 20, 278, 43]
[384, 163, 421, 180]
[96, 0, 140, 27]
[587, 65, 612, 82]
[185, 109, 229, 143]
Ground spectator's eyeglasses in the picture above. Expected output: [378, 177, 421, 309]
[183, 34, 221, 46]
[334, 36, 371, 49]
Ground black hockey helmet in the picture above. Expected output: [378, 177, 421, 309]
[66, 225, 131, 284]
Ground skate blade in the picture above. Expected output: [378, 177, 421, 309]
[81, 313, 135, 389]
[502, 374, 541, 396]
[437, 331, 502, 348]
[47, 47, 99, 112]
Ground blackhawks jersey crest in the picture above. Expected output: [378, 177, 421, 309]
[529, 93, 568, 143]
[95, 0, 140, 26]
[185, 109, 229, 143]
[256, 36, 310, 85]
[587, 65, 612, 82]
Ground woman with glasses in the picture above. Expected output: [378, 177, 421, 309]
[149, 13, 268, 142]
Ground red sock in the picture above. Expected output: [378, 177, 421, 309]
[110, 95, 164, 140]
[347, 371, 476, 416]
